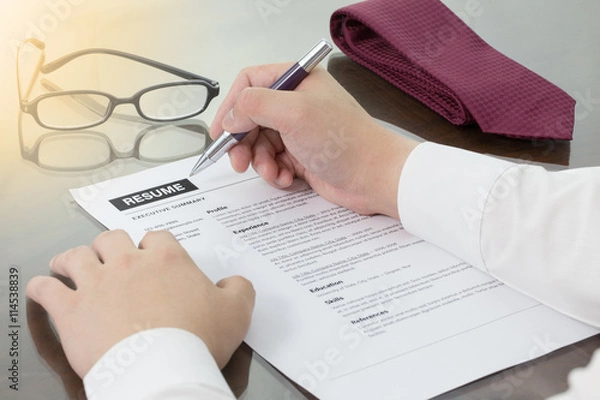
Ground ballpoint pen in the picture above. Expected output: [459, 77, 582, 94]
[188, 38, 333, 177]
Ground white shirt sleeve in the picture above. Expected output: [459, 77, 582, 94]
[398, 141, 600, 400]
[83, 328, 235, 400]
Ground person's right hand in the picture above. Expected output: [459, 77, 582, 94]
[210, 64, 419, 220]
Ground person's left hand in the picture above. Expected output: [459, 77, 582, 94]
[26, 229, 255, 378]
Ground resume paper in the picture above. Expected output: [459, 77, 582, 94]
[71, 155, 597, 399]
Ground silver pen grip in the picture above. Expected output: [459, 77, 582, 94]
[206, 131, 238, 161]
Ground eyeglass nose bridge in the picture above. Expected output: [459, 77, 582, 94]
[94, 92, 172, 126]
[105, 94, 141, 120]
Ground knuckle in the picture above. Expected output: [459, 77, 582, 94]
[94, 229, 127, 247]
[157, 246, 186, 267]
[239, 65, 255, 78]
[141, 230, 188, 267]
[113, 251, 137, 269]
[144, 229, 176, 242]
[233, 274, 254, 290]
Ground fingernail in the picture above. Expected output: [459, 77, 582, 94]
[255, 163, 265, 177]
[274, 177, 286, 187]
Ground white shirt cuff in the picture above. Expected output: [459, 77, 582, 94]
[83, 328, 234, 400]
[397, 141, 515, 270]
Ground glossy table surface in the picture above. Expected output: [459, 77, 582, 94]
[1, 1, 599, 399]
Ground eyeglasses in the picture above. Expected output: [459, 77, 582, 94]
[16, 38, 220, 130]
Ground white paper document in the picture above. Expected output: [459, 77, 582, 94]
[71, 156, 597, 399]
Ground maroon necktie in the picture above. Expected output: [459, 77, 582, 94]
[330, 0, 576, 140]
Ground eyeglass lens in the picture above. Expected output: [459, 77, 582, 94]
[37, 93, 111, 129]
[139, 84, 209, 121]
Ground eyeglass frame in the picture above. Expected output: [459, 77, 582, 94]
[17, 38, 220, 131]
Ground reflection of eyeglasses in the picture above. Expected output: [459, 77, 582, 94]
[18, 111, 212, 171]
[16, 38, 220, 130]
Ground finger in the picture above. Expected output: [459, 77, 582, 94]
[273, 152, 296, 187]
[251, 130, 294, 187]
[26, 276, 74, 318]
[49, 246, 101, 286]
[251, 130, 279, 182]
[91, 229, 136, 263]
[227, 126, 260, 173]
[216, 275, 256, 309]
[210, 63, 295, 140]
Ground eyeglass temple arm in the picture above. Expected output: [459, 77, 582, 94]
[40, 48, 218, 85]
[17, 42, 46, 103]
[40, 78, 153, 126]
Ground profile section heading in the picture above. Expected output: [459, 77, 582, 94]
[109, 179, 199, 211]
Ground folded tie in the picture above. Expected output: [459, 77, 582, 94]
[330, 0, 576, 140]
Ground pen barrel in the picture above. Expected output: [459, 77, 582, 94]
[269, 63, 308, 91]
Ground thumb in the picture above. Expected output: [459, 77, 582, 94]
[222, 87, 300, 136]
